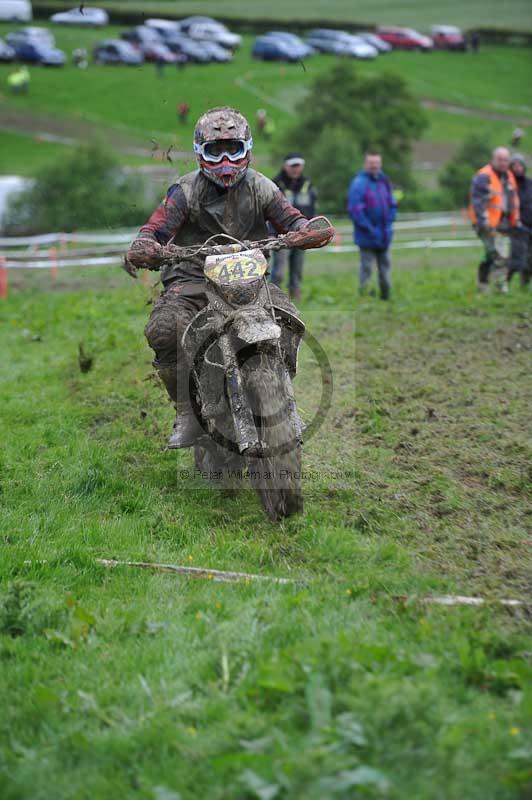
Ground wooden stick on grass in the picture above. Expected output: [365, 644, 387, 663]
[96, 558, 296, 585]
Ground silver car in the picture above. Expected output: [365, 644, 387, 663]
[50, 7, 109, 26]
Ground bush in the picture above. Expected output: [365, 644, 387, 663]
[275, 63, 428, 214]
[438, 134, 493, 208]
[2, 142, 152, 234]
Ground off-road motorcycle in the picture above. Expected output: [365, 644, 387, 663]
[156, 217, 333, 521]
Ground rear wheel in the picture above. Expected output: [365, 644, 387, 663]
[243, 352, 303, 521]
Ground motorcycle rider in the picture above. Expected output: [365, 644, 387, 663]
[125, 107, 333, 449]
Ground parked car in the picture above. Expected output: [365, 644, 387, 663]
[93, 39, 144, 65]
[431, 25, 467, 50]
[253, 35, 304, 62]
[139, 40, 181, 63]
[201, 40, 233, 62]
[6, 27, 55, 48]
[161, 33, 211, 63]
[263, 32, 315, 58]
[121, 26, 163, 46]
[186, 22, 241, 50]
[50, 7, 109, 27]
[305, 29, 377, 58]
[343, 35, 378, 59]
[145, 18, 182, 36]
[358, 32, 392, 53]
[179, 16, 241, 48]
[11, 41, 66, 65]
[377, 26, 433, 50]
[0, 0, 32, 23]
[0, 39, 17, 61]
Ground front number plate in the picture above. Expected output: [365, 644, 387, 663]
[204, 248, 268, 285]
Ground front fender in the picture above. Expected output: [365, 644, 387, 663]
[229, 306, 281, 344]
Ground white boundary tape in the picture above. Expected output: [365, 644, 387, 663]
[0, 213, 469, 248]
[2, 239, 480, 269]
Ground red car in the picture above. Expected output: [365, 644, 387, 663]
[431, 25, 467, 51]
[377, 26, 433, 51]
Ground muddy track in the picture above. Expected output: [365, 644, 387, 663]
[421, 98, 532, 125]
[0, 104, 192, 160]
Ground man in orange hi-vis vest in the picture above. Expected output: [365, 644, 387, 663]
[468, 146, 520, 293]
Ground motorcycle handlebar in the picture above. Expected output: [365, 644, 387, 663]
[158, 217, 335, 264]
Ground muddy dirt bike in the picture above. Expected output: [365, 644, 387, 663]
[156, 217, 333, 521]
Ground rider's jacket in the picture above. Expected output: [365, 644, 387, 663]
[135, 168, 307, 285]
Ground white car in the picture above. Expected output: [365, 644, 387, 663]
[50, 7, 109, 26]
[144, 18, 182, 36]
[341, 35, 378, 59]
[358, 32, 393, 53]
[0, 0, 32, 23]
[186, 23, 240, 49]
[6, 26, 55, 48]
[180, 18, 241, 49]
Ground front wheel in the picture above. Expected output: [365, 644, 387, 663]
[243, 352, 303, 521]
[194, 439, 244, 497]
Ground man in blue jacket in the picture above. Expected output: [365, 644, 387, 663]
[347, 151, 397, 299]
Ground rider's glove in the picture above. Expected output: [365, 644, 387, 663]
[123, 238, 163, 278]
[283, 217, 335, 250]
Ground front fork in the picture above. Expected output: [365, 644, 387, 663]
[217, 333, 303, 455]
[218, 333, 259, 454]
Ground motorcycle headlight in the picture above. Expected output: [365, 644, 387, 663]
[215, 278, 263, 306]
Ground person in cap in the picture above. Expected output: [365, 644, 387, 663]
[468, 146, 520, 293]
[509, 153, 532, 288]
[125, 107, 332, 448]
[347, 151, 397, 300]
[269, 153, 317, 302]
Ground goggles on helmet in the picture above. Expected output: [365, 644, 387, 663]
[194, 138, 253, 163]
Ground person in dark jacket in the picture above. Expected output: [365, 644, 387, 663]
[269, 153, 317, 302]
[509, 153, 532, 288]
[347, 151, 397, 300]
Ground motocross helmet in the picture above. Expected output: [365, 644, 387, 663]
[193, 107, 253, 189]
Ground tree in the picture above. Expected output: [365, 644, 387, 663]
[438, 134, 493, 208]
[3, 142, 151, 234]
[275, 62, 428, 213]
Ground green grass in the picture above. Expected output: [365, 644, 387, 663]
[1, 20, 531, 176]
[1, 250, 531, 799]
[33, 0, 532, 32]
[0, 129, 73, 175]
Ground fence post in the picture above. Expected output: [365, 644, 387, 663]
[0, 256, 7, 299]
[49, 246, 58, 280]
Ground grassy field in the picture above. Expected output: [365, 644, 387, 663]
[33, 0, 532, 32]
[1, 21, 531, 177]
[1, 249, 531, 799]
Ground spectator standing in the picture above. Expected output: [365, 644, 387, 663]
[469, 31, 480, 53]
[72, 48, 88, 68]
[7, 65, 30, 95]
[511, 127, 525, 148]
[256, 108, 268, 136]
[269, 153, 317, 302]
[177, 102, 190, 125]
[347, 151, 397, 300]
[468, 146, 520, 293]
[508, 154, 532, 288]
